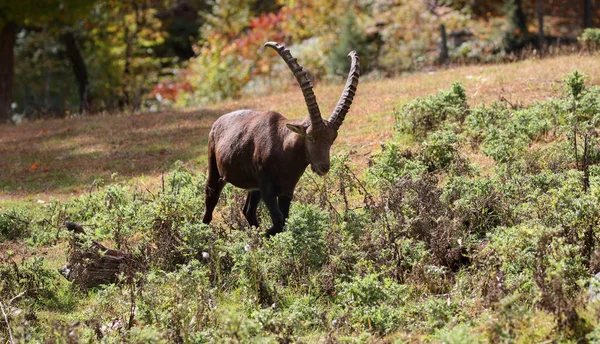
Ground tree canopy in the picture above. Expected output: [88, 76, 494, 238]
[1, 0, 598, 122]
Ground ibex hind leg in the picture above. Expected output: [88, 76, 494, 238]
[243, 191, 261, 228]
[202, 150, 225, 224]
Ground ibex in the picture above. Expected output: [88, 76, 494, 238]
[202, 42, 360, 237]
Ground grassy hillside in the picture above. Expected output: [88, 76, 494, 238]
[2, 54, 600, 342]
[2, 54, 599, 202]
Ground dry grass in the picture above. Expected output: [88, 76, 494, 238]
[1, 53, 599, 203]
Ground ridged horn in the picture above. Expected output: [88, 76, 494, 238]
[264, 42, 324, 131]
[329, 51, 360, 130]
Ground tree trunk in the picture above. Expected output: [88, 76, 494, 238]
[584, 0, 593, 28]
[583, 133, 590, 193]
[537, 0, 544, 56]
[0, 22, 16, 123]
[122, 23, 132, 109]
[439, 24, 449, 64]
[62, 31, 91, 113]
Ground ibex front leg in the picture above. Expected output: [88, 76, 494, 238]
[260, 183, 284, 237]
[278, 192, 293, 222]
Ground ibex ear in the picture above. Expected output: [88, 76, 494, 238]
[286, 123, 307, 137]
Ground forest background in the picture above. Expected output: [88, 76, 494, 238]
[1, 0, 599, 123]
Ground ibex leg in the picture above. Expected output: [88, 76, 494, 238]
[261, 183, 284, 237]
[202, 152, 225, 224]
[278, 193, 293, 222]
[243, 190, 261, 228]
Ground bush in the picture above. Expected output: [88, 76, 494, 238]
[265, 204, 329, 287]
[432, 323, 486, 344]
[137, 261, 214, 342]
[178, 37, 254, 105]
[396, 82, 468, 139]
[0, 208, 30, 241]
[365, 142, 428, 187]
[464, 101, 511, 149]
[579, 28, 600, 52]
[421, 129, 458, 170]
[0, 257, 74, 310]
[337, 274, 410, 335]
[442, 176, 508, 237]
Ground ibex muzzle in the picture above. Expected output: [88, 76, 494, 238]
[202, 42, 360, 237]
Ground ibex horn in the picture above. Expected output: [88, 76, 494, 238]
[264, 42, 324, 131]
[329, 51, 360, 130]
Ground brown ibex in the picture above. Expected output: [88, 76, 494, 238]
[202, 42, 360, 236]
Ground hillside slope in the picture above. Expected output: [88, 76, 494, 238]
[1, 54, 599, 202]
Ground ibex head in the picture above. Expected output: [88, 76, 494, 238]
[264, 42, 360, 176]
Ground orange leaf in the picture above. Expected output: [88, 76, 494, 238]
[30, 163, 39, 171]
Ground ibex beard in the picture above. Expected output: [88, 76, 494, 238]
[202, 42, 360, 237]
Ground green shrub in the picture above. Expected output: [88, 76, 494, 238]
[266, 204, 329, 286]
[565, 70, 586, 100]
[442, 176, 508, 237]
[396, 82, 468, 139]
[365, 142, 428, 187]
[464, 101, 511, 148]
[432, 323, 486, 344]
[579, 28, 600, 52]
[277, 293, 323, 331]
[337, 274, 410, 334]
[137, 261, 214, 342]
[179, 38, 253, 105]
[0, 256, 75, 310]
[522, 140, 573, 174]
[481, 127, 529, 169]
[421, 129, 463, 172]
[0, 208, 30, 241]
[230, 232, 276, 307]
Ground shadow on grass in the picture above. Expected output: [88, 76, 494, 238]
[0, 108, 229, 197]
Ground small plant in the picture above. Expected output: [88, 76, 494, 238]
[0, 208, 30, 241]
[267, 204, 329, 286]
[0, 256, 73, 310]
[337, 273, 409, 335]
[432, 323, 486, 344]
[366, 142, 428, 187]
[421, 129, 460, 172]
[137, 261, 214, 342]
[579, 28, 600, 52]
[396, 82, 468, 139]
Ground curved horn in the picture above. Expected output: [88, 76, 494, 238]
[329, 51, 360, 130]
[264, 42, 324, 131]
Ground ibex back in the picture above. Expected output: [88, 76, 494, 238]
[202, 42, 360, 237]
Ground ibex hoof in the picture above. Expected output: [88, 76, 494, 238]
[265, 227, 283, 238]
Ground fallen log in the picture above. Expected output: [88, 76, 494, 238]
[60, 222, 140, 289]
